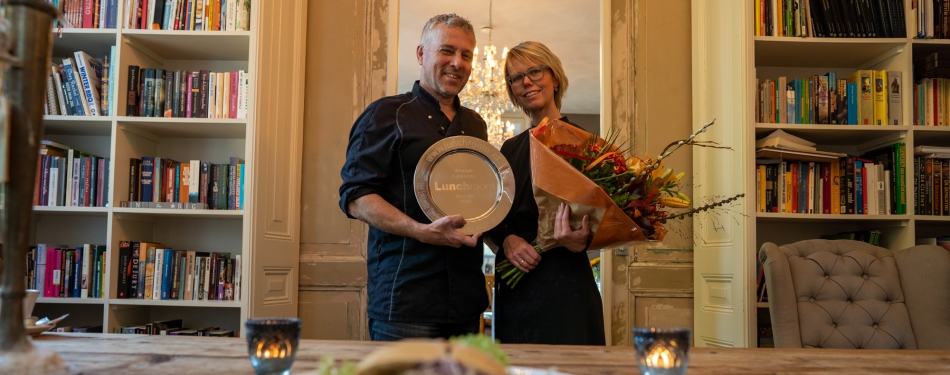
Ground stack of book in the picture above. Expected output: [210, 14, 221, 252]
[913, 53, 950, 126]
[913, 145, 950, 215]
[53, 326, 104, 333]
[916, 1, 950, 39]
[821, 230, 884, 246]
[757, 70, 902, 126]
[756, 131, 907, 215]
[758, 325, 775, 348]
[44, 49, 118, 117]
[34, 140, 110, 208]
[753, 0, 906, 38]
[123, 157, 244, 210]
[49, 0, 119, 29]
[27, 244, 108, 299]
[123, 0, 251, 31]
[114, 241, 242, 302]
[115, 318, 234, 337]
[126, 67, 247, 119]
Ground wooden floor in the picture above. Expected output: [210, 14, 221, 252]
[28, 333, 950, 374]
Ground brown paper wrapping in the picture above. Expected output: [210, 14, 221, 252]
[530, 119, 648, 251]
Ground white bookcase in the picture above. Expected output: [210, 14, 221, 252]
[689, 0, 950, 349]
[30, 0, 307, 335]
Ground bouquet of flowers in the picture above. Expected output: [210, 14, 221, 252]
[495, 118, 742, 288]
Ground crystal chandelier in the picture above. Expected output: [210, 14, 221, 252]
[459, 0, 515, 149]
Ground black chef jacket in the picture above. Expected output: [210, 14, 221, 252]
[339, 81, 489, 323]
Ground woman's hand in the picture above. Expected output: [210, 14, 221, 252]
[504, 235, 541, 273]
[554, 203, 590, 252]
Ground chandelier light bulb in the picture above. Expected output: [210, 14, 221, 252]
[459, 0, 516, 148]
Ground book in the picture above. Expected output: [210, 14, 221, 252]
[117, 241, 132, 298]
[161, 248, 173, 299]
[129, 242, 141, 299]
[141, 157, 154, 202]
[62, 58, 87, 115]
[756, 147, 846, 163]
[129, 158, 142, 201]
[848, 70, 873, 125]
[914, 145, 950, 155]
[887, 71, 902, 125]
[755, 129, 817, 152]
[873, 70, 887, 125]
[152, 247, 164, 300]
[141, 243, 157, 299]
[71, 56, 98, 116]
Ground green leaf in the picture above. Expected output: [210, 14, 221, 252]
[314, 356, 357, 375]
[450, 334, 510, 366]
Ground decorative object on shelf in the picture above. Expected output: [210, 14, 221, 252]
[632, 327, 691, 375]
[0, 0, 68, 373]
[246, 317, 301, 375]
[458, 0, 514, 149]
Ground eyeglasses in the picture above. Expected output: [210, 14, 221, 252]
[506, 65, 548, 87]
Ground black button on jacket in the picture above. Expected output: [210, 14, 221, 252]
[339, 81, 489, 323]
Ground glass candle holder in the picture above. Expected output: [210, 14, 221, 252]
[246, 318, 301, 375]
[632, 327, 691, 375]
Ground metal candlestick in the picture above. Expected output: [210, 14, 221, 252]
[0, 0, 67, 373]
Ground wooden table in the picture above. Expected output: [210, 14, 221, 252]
[31, 333, 950, 374]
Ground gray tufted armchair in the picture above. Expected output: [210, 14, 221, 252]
[758, 239, 950, 349]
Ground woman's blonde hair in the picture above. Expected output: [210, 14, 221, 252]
[504, 41, 568, 114]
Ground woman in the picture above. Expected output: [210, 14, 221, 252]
[487, 41, 605, 345]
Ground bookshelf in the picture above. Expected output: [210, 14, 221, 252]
[29, 0, 306, 336]
[745, 0, 950, 347]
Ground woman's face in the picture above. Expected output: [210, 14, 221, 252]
[507, 58, 558, 113]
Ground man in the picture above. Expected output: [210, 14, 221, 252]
[338, 14, 489, 341]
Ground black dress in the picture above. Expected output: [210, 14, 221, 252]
[487, 118, 606, 345]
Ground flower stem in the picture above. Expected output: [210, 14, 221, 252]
[664, 193, 744, 221]
[635, 119, 717, 181]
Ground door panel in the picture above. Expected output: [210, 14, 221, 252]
[690, 0, 754, 347]
[249, 0, 308, 319]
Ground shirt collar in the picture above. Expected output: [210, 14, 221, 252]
[412, 81, 462, 113]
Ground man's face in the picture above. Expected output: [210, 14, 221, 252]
[416, 24, 476, 102]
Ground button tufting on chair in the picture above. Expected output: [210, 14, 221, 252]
[758, 239, 950, 349]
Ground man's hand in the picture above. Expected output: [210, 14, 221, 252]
[348, 195, 479, 247]
[417, 214, 481, 248]
[504, 235, 540, 273]
[553, 203, 590, 252]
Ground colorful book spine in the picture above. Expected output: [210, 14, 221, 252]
[887, 71, 902, 125]
[873, 70, 887, 125]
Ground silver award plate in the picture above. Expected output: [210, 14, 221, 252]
[414, 136, 515, 235]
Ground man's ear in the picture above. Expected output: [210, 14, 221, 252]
[416, 44, 424, 65]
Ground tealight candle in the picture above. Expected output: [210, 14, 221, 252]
[633, 327, 691, 375]
[645, 345, 674, 368]
[246, 318, 301, 375]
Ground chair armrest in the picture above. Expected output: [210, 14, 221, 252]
[758, 242, 803, 348]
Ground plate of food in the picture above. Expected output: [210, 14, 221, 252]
[316, 334, 572, 375]
[506, 367, 571, 375]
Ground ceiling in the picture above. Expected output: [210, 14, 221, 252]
[397, 0, 601, 114]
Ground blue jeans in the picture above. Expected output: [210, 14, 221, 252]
[369, 318, 480, 341]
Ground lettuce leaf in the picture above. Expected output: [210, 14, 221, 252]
[450, 333, 509, 366]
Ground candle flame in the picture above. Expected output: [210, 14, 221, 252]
[646, 345, 674, 368]
[256, 339, 292, 359]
